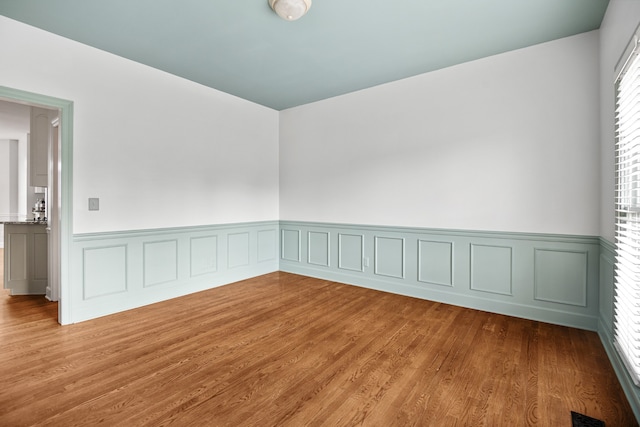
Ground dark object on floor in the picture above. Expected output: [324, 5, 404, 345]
[572, 411, 605, 427]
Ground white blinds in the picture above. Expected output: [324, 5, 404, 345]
[614, 32, 640, 386]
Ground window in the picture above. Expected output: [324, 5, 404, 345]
[614, 26, 640, 386]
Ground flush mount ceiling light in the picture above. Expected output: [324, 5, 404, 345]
[269, 0, 312, 21]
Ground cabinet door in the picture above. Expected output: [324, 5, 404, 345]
[4, 229, 29, 293]
[30, 107, 50, 187]
[32, 229, 48, 293]
[3, 225, 48, 295]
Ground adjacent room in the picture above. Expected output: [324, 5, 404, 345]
[1, 0, 640, 425]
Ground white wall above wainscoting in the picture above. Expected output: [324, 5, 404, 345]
[279, 31, 600, 236]
[0, 16, 280, 236]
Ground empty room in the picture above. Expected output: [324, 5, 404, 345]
[1, 0, 640, 425]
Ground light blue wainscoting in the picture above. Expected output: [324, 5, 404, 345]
[71, 221, 279, 323]
[597, 239, 640, 421]
[279, 221, 601, 331]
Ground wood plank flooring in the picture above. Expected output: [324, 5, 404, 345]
[0, 270, 636, 426]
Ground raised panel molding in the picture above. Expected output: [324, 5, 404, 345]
[281, 229, 301, 262]
[374, 236, 404, 279]
[190, 235, 217, 277]
[418, 240, 453, 286]
[228, 232, 250, 268]
[279, 221, 600, 331]
[73, 221, 280, 323]
[70, 220, 602, 336]
[470, 244, 513, 296]
[338, 233, 364, 272]
[83, 245, 127, 299]
[534, 249, 587, 307]
[308, 231, 330, 266]
[257, 229, 277, 263]
[144, 240, 178, 287]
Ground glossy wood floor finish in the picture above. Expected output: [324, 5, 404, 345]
[0, 270, 637, 426]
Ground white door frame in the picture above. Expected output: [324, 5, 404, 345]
[47, 117, 61, 302]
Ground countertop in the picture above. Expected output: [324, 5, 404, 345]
[0, 220, 48, 225]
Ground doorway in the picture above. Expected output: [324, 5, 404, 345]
[0, 85, 73, 325]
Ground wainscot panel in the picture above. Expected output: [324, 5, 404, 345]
[279, 221, 600, 331]
[71, 221, 279, 323]
[143, 239, 178, 287]
[534, 249, 587, 307]
[308, 231, 330, 267]
[374, 236, 405, 279]
[417, 240, 453, 286]
[227, 232, 250, 269]
[470, 244, 513, 296]
[190, 235, 218, 277]
[338, 233, 364, 272]
[281, 229, 301, 262]
[82, 245, 127, 299]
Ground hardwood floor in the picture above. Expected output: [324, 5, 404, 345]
[0, 270, 636, 426]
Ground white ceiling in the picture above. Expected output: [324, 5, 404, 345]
[0, 0, 609, 110]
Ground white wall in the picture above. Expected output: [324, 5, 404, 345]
[0, 138, 18, 250]
[0, 139, 19, 215]
[0, 16, 280, 234]
[0, 101, 30, 222]
[599, 0, 640, 243]
[0, 100, 30, 248]
[280, 31, 600, 236]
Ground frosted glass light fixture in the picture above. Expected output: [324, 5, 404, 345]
[269, 0, 312, 21]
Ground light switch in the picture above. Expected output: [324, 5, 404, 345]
[88, 198, 99, 211]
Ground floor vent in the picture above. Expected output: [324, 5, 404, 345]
[571, 411, 605, 427]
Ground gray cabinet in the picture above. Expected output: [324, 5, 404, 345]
[3, 223, 48, 295]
